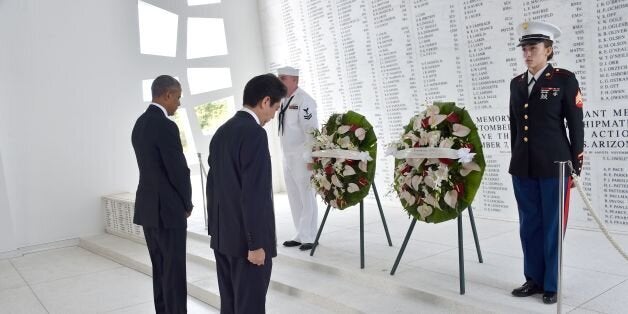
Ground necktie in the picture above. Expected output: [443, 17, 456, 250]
[528, 77, 536, 96]
[278, 96, 294, 135]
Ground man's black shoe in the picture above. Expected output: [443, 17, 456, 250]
[543, 292, 557, 304]
[283, 240, 301, 247]
[511, 281, 543, 297]
[299, 243, 314, 251]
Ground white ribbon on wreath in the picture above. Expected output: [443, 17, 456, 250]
[311, 149, 373, 161]
[388, 147, 475, 163]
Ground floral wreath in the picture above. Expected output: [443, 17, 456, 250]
[310, 111, 377, 209]
[389, 102, 485, 223]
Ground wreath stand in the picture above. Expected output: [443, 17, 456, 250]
[389, 205, 483, 295]
[310, 182, 393, 269]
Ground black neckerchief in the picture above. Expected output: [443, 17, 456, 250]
[278, 95, 294, 135]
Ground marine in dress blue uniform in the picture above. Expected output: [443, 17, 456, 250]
[509, 21, 584, 305]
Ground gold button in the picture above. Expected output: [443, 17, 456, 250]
[524, 137, 528, 142]
[524, 115, 528, 120]
[546, 72, 550, 76]
[524, 126, 529, 131]
[524, 103, 528, 108]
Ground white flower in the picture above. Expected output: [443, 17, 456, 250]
[331, 174, 343, 188]
[400, 190, 416, 206]
[424, 176, 437, 189]
[343, 165, 356, 176]
[347, 183, 360, 193]
[457, 148, 476, 164]
[359, 161, 367, 172]
[425, 158, 440, 166]
[337, 136, 352, 149]
[330, 199, 338, 208]
[424, 192, 440, 209]
[333, 159, 345, 173]
[417, 204, 433, 221]
[403, 132, 420, 144]
[425, 166, 448, 190]
[426, 105, 440, 117]
[406, 158, 423, 168]
[429, 114, 447, 127]
[355, 128, 366, 141]
[321, 177, 332, 190]
[427, 131, 441, 147]
[460, 161, 481, 176]
[403, 173, 413, 187]
[439, 138, 455, 148]
[444, 190, 458, 209]
[411, 175, 422, 191]
[412, 117, 423, 131]
[452, 124, 471, 137]
[338, 125, 350, 134]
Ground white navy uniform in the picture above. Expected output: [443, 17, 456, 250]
[279, 87, 319, 243]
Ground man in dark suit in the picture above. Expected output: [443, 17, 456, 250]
[206, 73, 286, 313]
[509, 22, 584, 305]
[132, 75, 193, 314]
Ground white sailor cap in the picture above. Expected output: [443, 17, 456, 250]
[277, 66, 299, 76]
[516, 21, 561, 46]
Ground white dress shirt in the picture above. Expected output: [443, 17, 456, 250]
[528, 63, 549, 95]
[241, 107, 260, 125]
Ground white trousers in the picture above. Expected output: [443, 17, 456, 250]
[283, 153, 318, 243]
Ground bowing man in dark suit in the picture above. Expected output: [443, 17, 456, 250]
[509, 22, 584, 305]
[206, 73, 286, 313]
[132, 75, 193, 313]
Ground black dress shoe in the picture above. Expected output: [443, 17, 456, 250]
[511, 281, 543, 297]
[543, 292, 557, 304]
[299, 243, 314, 251]
[283, 240, 301, 247]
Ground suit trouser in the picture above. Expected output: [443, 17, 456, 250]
[214, 250, 272, 314]
[143, 226, 188, 314]
[512, 176, 566, 293]
[283, 153, 318, 243]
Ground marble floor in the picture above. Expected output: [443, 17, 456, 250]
[2, 189, 627, 313]
[0, 246, 218, 313]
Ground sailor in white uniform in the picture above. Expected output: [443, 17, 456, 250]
[277, 66, 319, 251]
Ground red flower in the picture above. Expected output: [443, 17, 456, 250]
[349, 124, 359, 132]
[463, 143, 474, 151]
[358, 177, 369, 187]
[454, 182, 464, 197]
[421, 117, 430, 129]
[345, 159, 355, 165]
[413, 142, 421, 148]
[446, 112, 460, 123]
[439, 158, 453, 165]
[324, 165, 333, 175]
[401, 165, 412, 174]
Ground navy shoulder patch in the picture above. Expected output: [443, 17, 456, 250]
[303, 108, 312, 120]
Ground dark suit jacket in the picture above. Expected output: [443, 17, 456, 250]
[206, 111, 277, 258]
[509, 64, 584, 178]
[132, 105, 193, 228]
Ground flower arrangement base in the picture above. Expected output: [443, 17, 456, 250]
[389, 205, 483, 295]
[309, 182, 393, 269]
